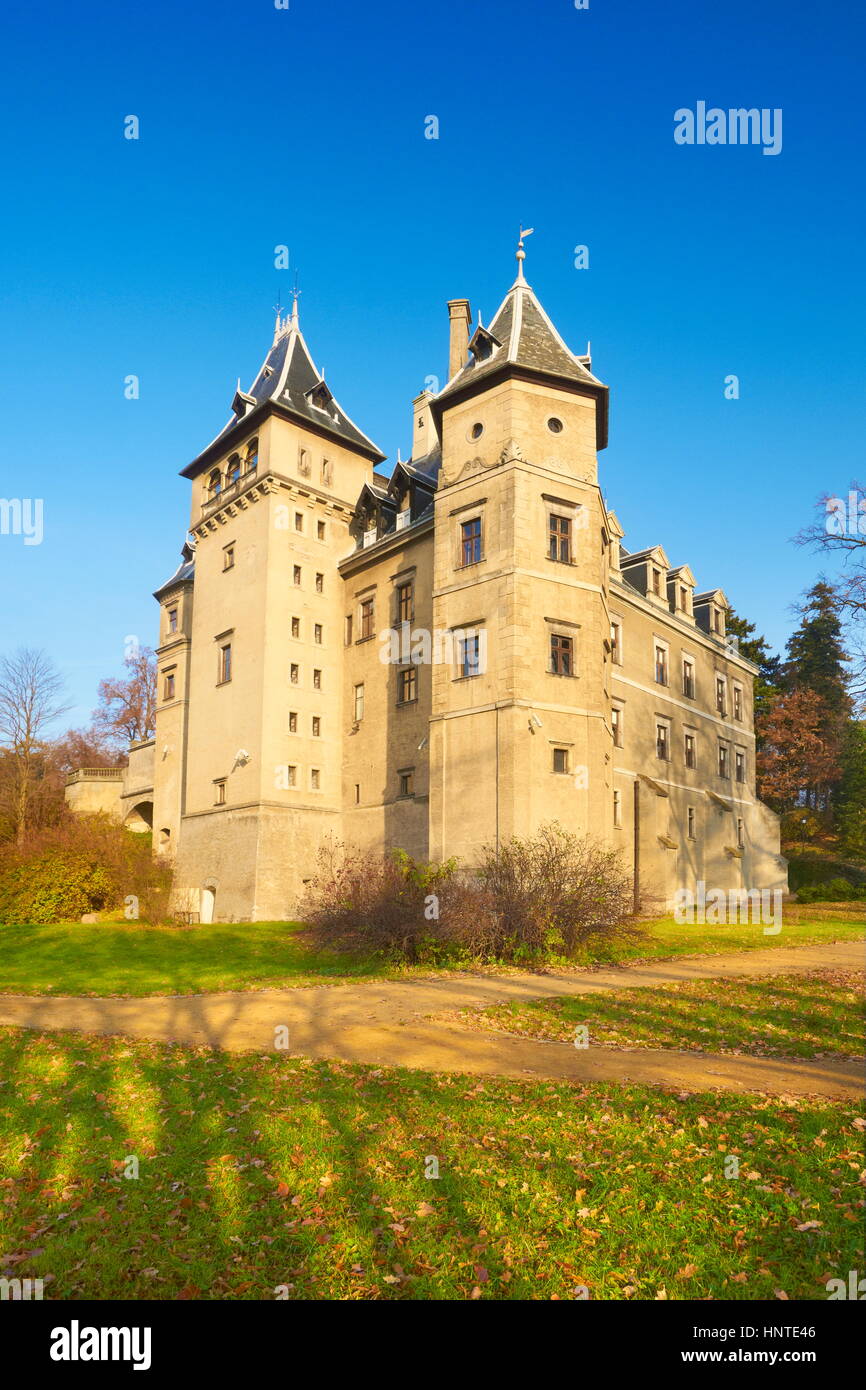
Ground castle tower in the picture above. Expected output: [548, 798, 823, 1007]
[427, 240, 611, 863]
[160, 300, 384, 921]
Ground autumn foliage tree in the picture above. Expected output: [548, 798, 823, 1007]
[757, 688, 843, 813]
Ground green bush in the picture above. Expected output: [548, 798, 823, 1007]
[797, 877, 866, 904]
[0, 850, 114, 924]
[0, 815, 172, 925]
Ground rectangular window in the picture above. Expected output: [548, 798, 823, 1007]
[214, 778, 226, 805]
[682, 658, 695, 699]
[679, 585, 688, 611]
[610, 620, 622, 664]
[457, 632, 482, 679]
[716, 677, 728, 715]
[315, 572, 324, 593]
[354, 783, 360, 804]
[291, 617, 300, 639]
[288, 711, 297, 733]
[550, 633, 573, 676]
[612, 705, 623, 747]
[684, 732, 696, 769]
[460, 517, 482, 567]
[687, 806, 696, 839]
[167, 607, 178, 633]
[548, 514, 572, 563]
[310, 768, 320, 790]
[397, 581, 414, 624]
[345, 614, 353, 644]
[718, 742, 730, 778]
[223, 545, 235, 570]
[219, 643, 232, 684]
[294, 512, 304, 533]
[652, 569, 661, 595]
[613, 788, 622, 827]
[398, 768, 415, 797]
[733, 685, 743, 720]
[656, 723, 669, 761]
[298, 448, 310, 477]
[293, 565, 302, 586]
[286, 765, 297, 787]
[353, 683, 365, 721]
[314, 623, 323, 644]
[655, 644, 668, 685]
[312, 716, 321, 737]
[398, 666, 417, 703]
[313, 668, 321, 690]
[552, 747, 569, 775]
[359, 596, 375, 640]
[322, 458, 332, 486]
[163, 672, 175, 700]
[290, 663, 299, 684]
[737, 816, 744, 848]
[317, 520, 325, 541]
[735, 749, 746, 782]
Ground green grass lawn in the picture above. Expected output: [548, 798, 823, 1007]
[0, 1026, 862, 1301]
[0, 909, 862, 997]
[455, 971, 866, 1060]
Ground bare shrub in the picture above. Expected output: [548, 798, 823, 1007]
[301, 843, 458, 961]
[301, 825, 637, 965]
[474, 822, 637, 961]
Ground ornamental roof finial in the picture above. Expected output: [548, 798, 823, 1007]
[516, 225, 534, 282]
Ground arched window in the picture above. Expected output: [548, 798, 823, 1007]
[226, 454, 241, 486]
[245, 438, 259, 473]
[207, 468, 222, 502]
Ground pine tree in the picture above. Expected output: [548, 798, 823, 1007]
[836, 720, 866, 859]
[783, 581, 851, 718]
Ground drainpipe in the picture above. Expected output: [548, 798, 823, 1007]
[633, 778, 641, 914]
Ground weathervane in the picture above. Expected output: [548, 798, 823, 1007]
[516, 224, 534, 279]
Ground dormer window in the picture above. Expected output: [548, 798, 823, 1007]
[468, 324, 500, 364]
[307, 380, 334, 412]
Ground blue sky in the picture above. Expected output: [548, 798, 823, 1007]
[1, 0, 864, 727]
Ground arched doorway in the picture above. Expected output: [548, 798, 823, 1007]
[200, 885, 216, 924]
[124, 801, 153, 833]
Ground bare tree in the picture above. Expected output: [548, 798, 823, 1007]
[92, 646, 157, 750]
[798, 481, 866, 703]
[0, 648, 71, 845]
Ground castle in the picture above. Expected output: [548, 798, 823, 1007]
[67, 242, 786, 922]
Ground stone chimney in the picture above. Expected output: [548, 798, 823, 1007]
[412, 390, 437, 460]
[447, 299, 472, 380]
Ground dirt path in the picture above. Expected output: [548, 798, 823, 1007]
[0, 942, 863, 1097]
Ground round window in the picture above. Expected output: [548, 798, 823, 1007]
[547, 417, 564, 434]
[470, 422, 484, 440]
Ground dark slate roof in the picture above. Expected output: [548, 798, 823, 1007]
[182, 310, 384, 477]
[436, 274, 603, 403]
[154, 551, 195, 600]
